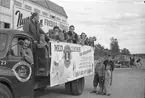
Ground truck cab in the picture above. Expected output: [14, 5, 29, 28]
[0, 29, 34, 98]
[0, 29, 94, 98]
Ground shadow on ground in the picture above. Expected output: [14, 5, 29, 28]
[34, 85, 68, 97]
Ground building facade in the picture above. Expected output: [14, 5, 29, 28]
[0, 0, 68, 32]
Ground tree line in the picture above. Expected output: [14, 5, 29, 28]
[94, 37, 131, 59]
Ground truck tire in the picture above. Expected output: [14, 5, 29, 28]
[65, 82, 72, 94]
[71, 77, 85, 95]
[0, 83, 13, 98]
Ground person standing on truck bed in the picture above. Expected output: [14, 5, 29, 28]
[49, 26, 60, 42]
[37, 34, 49, 58]
[37, 34, 50, 73]
[59, 29, 66, 42]
[23, 12, 45, 42]
[23, 12, 45, 73]
[67, 25, 78, 44]
[78, 32, 87, 45]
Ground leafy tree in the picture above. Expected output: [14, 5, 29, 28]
[94, 44, 104, 56]
[110, 37, 120, 56]
[121, 48, 130, 55]
[94, 43, 110, 58]
[95, 43, 104, 50]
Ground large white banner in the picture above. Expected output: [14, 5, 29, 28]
[50, 42, 94, 87]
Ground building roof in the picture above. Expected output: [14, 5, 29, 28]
[30, 0, 68, 18]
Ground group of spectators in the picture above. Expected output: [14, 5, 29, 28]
[45, 25, 96, 47]
[130, 56, 142, 68]
[91, 55, 114, 96]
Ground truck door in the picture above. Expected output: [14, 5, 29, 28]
[6, 36, 34, 98]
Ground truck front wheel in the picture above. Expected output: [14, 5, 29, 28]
[65, 82, 72, 94]
[0, 83, 13, 98]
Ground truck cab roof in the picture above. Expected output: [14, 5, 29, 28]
[0, 29, 30, 37]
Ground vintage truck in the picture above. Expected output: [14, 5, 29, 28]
[114, 55, 130, 68]
[0, 29, 94, 98]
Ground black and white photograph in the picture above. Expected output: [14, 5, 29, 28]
[0, 0, 145, 98]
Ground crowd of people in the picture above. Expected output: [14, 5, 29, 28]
[22, 12, 115, 96]
[22, 12, 97, 75]
[45, 25, 96, 47]
[23, 12, 96, 48]
[8, 11, 143, 97]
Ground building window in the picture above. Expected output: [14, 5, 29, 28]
[34, 8, 40, 13]
[50, 15, 55, 19]
[0, 21, 10, 28]
[14, 0, 22, 7]
[0, 0, 10, 8]
[25, 4, 32, 11]
[4, 23, 10, 28]
[42, 11, 48, 16]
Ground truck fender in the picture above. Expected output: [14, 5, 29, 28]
[0, 77, 14, 97]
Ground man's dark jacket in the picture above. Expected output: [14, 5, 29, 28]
[23, 19, 45, 41]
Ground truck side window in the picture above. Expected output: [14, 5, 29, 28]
[7, 37, 23, 60]
[11, 38, 19, 56]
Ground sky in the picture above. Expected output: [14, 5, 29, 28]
[52, 0, 145, 54]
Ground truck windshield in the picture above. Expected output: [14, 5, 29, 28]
[0, 34, 7, 51]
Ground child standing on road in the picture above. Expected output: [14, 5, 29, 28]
[103, 64, 111, 96]
[91, 59, 105, 94]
